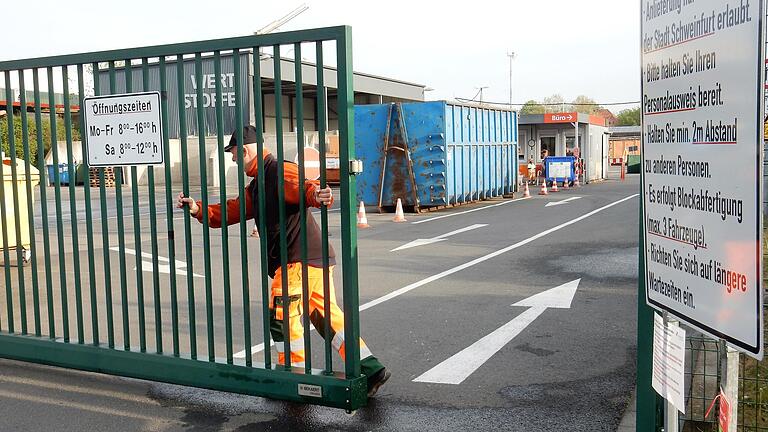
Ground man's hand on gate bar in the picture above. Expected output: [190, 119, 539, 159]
[177, 192, 200, 216]
[316, 187, 333, 206]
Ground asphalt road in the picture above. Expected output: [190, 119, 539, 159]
[0, 175, 641, 431]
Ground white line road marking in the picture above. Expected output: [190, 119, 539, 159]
[361, 194, 637, 311]
[232, 193, 638, 358]
[391, 224, 488, 252]
[234, 341, 272, 359]
[414, 279, 581, 384]
[545, 196, 582, 207]
[411, 196, 531, 225]
[109, 247, 204, 278]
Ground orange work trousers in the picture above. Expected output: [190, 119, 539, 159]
[270, 263, 372, 367]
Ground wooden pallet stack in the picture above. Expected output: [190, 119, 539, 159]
[88, 167, 116, 187]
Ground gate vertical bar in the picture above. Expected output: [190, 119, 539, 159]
[8, 70, 26, 335]
[273, 45, 292, 369]
[125, 60, 147, 353]
[253, 49, 270, 369]
[337, 27, 361, 378]
[48, 67, 69, 342]
[1, 76, 15, 333]
[194, 53, 215, 362]
[93, 64, 115, 348]
[295, 42, 313, 374]
[109, 62, 131, 351]
[176, 54, 197, 359]
[33, 69, 55, 339]
[316, 42, 333, 374]
[142, 58, 162, 354]
[213, 52, 232, 363]
[77, 64, 99, 345]
[233, 49, 252, 367]
[62, 67, 84, 343]
[159, 57, 179, 356]
[19, 71, 42, 336]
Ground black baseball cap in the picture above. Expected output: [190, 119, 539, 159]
[224, 125, 258, 151]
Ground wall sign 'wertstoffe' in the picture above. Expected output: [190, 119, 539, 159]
[641, 0, 764, 359]
[84, 92, 164, 167]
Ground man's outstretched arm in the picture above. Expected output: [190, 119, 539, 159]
[176, 184, 255, 228]
[282, 162, 334, 208]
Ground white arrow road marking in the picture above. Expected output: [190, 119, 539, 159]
[233, 194, 638, 359]
[545, 196, 582, 207]
[109, 247, 204, 278]
[414, 279, 581, 385]
[391, 224, 488, 252]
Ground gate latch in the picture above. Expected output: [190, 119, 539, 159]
[349, 159, 363, 175]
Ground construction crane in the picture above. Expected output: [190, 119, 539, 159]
[253, 4, 309, 61]
[254, 4, 309, 35]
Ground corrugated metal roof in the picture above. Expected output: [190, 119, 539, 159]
[608, 125, 641, 135]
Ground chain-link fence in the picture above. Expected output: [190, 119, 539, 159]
[678, 231, 768, 431]
[736, 232, 768, 431]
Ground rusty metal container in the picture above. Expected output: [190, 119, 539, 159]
[354, 101, 518, 211]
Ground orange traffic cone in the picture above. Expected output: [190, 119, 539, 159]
[550, 178, 559, 192]
[573, 175, 581, 188]
[357, 201, 370, 228]
[538, 182, 548, 195]
[523, 182, 531, 198]
[562, 177, 569, 190]
[393, 198, 407, 222]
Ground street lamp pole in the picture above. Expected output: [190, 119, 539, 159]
[506, 51, 516, 108]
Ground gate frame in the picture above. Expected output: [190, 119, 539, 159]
[0, 25, 367, 411]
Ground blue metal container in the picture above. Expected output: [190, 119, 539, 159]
[543, 156, 577, 183]
[354, 101, 518, 210]
[46, 163, 70, 186]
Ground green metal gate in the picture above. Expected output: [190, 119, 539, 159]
[0, 26, 366, 411]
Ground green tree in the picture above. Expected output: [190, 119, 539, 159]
[570, 95, 601, 114]
[0, 113, 79, 166]
[542, 94, 570, 113]
[520, 100, 545, 115]
[616, 107, 641, 126]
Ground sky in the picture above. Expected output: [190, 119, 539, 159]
[1, 0, 640, 111]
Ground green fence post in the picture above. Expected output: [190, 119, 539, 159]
[213, 51, 233, 364]
[48, 67, 69, 342]
[19, 70, 42, 337]
[337, 26, 361, 380]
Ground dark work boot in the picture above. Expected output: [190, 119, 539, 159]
[360, 356, 389, 397]
[366, 367, 391, 397]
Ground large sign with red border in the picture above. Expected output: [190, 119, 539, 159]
[641, 0, 764, 359]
